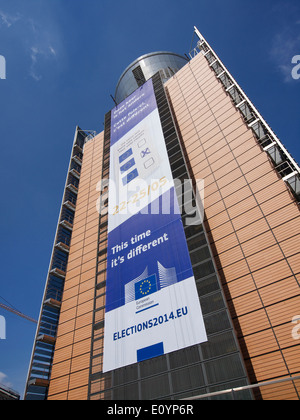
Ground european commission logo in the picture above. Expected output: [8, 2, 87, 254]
[135, 274, 158, 300]
[124, 263, 178, 307]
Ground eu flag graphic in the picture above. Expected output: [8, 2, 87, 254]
[135, 274, 158, 300]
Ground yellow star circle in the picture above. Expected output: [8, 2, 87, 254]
[140, 279, 151, 295]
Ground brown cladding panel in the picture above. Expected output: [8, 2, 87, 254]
[67, 386, 89, 401]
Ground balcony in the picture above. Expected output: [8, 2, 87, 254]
[63, 200, 76, 211]
[74, 142, 83, 153]
[37, 334, 56, 345]
[66, 183, 78, 195]
[72, 154, 82, 166]
[286, 174, 300, 201]
[70, 168, 80, 180]
[28, 378, 50, 388]
[44, 298, 61, 309]
[55, 242, 70, 253]
[238, 102, 257, 125]
[275, 161, 294, 178]
[49, 267, 66, 279]
[258, 134, 274, 149]
[59, 219, 73, 231]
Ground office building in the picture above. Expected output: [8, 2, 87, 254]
[25, 27, 300, 400]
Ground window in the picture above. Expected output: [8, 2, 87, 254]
[171, 364, 205, 393]
[132, 65, 146, 87]
[286, 174, 300, 200]
[228, 86, 243, 105]
[267, 144, 284, 165]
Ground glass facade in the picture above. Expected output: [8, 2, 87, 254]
[114, 52, 188, 104]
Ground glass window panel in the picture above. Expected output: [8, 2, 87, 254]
[171, 364, 204, 393]
[190, 246, 211, 265]
[113, 364, 138, 386]
[140, 355, 168, 378]
[200, 291, 226, 315]
[200, 331, 237, 360]
[113, 382, 139, 400]
[196, 274, 220, 296]
[204, 354, 245, 384]
[187, 232, 207, 252]
[169, 345, 200, 370]
[204, 310, 231, 335]
[193, 260, 215, 280]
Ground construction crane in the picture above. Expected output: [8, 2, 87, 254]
[0, 302, 37, 324]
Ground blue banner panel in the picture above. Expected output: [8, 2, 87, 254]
[137, 342, 164, 363]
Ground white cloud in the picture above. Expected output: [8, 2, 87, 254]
[29, 47, 42, 81]
[29, 43, 58, 81]
[49, 46, 57, 56]
[270, 22, 300, 83]
[0, 371, 13, 388]
[0, 7, 61, 81]
[27, 21, 60, 81]
[0, 10, 20, 28]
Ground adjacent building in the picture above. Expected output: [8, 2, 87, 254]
[24, 27, 300, 400]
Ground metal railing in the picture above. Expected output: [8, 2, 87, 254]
[182, 375, 300, 400]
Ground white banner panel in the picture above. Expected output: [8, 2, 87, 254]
[103, 79, 207, 373]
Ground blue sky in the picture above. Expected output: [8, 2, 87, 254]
[0, 0, 299, 397]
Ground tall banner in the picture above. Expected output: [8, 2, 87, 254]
[103, 79, 207, 372]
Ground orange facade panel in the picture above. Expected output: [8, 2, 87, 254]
[252, 259, 293, 289]
[259, 379, 300, 401]
[266, 296, 300, 327]
[70, 353, 90, 374]
[228, 290, 262, 317]
[242, 329, 279, 358]
[259, 277, 300, 307]
[241, 231, 277, 258]
[288, 253, 300, 274]
[233, 308, 271, 337]
[220, 258, 250, 283]
[222, 185, 252, 209]
[225, 274, 256, 300]
[227, 195, 258, 220]
[249, 351, 289, 382]
[52, 345, 73, 365]
[211, 232, 239, 256]
[48, 375, 69, 397]
[72, 338, 91, 359]
[67, 386, 89, 401]
[235, 218, 270, 244]
[273, 217, 300, 242]
[55, 331, 74, 350]
[282, 347, 300, 374]
[50, 360, 71, 380]
[47, 392, 68, 401]
[68, 369, 89, 391]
